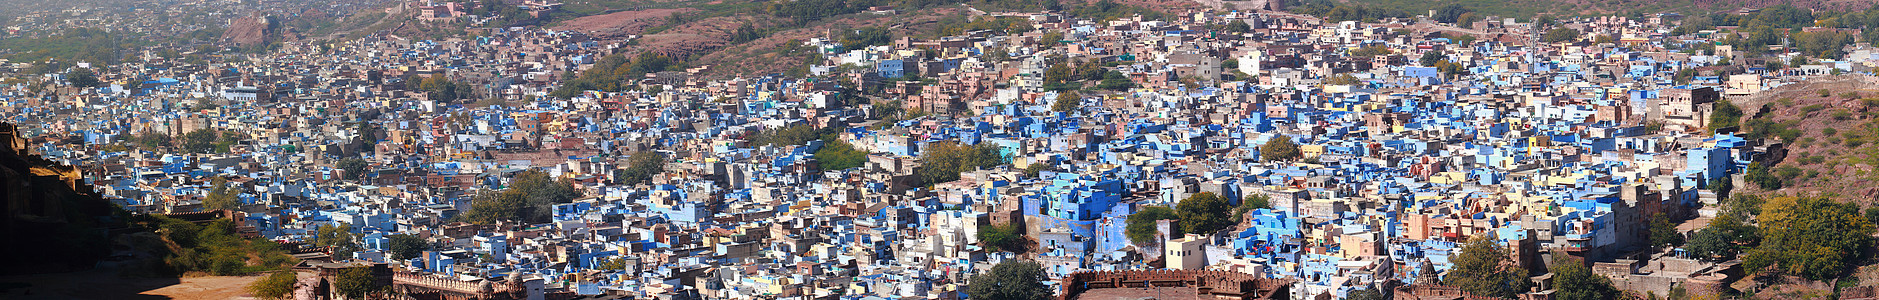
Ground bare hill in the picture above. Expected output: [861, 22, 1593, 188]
[1726, 75, 1879, 203]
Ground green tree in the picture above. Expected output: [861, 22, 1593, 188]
[1543, 28, 1581, 43]
[1551, 256, 1620, 300]
[336, 158, 369, 181]
[1649, 213, 1684, 249]
[814, 139, 868, 170]
[1431, 4, 1472, 23]
[1261, 135, 1302, 161]
[1445, 237, 1533, 298]
[1742, 196, 1874, 280]
[966, 260, 1050, 300]
[1125, 206, 1177, 245]
[1349, 45, 1391, 57]
[618, 151, 667, 185]
[135, 131, 172, 150]
[914, 142, 1004, 186]
[977, 223, 1024, 253]
[1685, 213, 1757, 261]
[315, 223, 359, 260]
[386, 234, 427, 261]
[1043, 61, 1073, 86]
[334, 267, 382, 300]
[1097, 70, 1133, 91]
[1022, 162, 1050, 178]
[1051, 91, 1080, 112]
[1709, 99, 1742, 132]
[247, 271, 297, 299]
[183, 129, 219, 153]
[457, 170, 583, 224]
[747, 124, 823, 147]
[1744, 162, 1780, 190]
[1419, 51, 1447, 67]
[203, 177, 241, 210]
[1324, 74, 1360, 85]
[67, 68, 101, 88]
[1175, 192, 1232, 235]
[1347, 286, 1387, 300]
[1231, 194, 1272, 224]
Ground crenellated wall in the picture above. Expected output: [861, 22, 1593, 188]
[1057, 269, 1294, 300]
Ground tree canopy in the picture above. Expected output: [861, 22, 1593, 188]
[966, 260, 1051, 300]
[1125, 206, 1177, 245]
[1052, 91, 1080, 112]
[914, 141, 1004, 186]
[247, 271, 297, 300]
[1742, 196, 1873, 280]
[976, 222, 1024, 253]
[1175, 192, 1232, 235]
[1549, 256, 1619, 300]
[455, 170, 583, 224]
[1445, 237, 1532, 298]
[1261, 135, 1302, 161]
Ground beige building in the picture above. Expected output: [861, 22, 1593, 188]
[1167, 234, 1207, 270]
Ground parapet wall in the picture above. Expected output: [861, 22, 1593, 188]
[1058, 269, 1293, 300]
[393, 272, 517, 296]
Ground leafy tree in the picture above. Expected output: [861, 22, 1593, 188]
[839, 27, 893, 50]
[1023, 162, 1050, 178]
[1551, 256, 1620, 300]
[747, 124, 823, 147]
[1096, 70, 1133, 90]
[203, 177, 241, 210]
[336, 158, 369, 181]
[1231, 194, 1272, 224]
[334, 267, 383, 300]
[1742, 196, 1874, 280]
[1051, 91, 1080, 112]
[1125, 206, 1177, 245]
[1685, 213, 1758, 261]
[134, 131, 172, 150]
[247, 271, 297, 299]
[815, 139, 868, 170]
[1431, 4, 1473, 24]
[1709, 99, 1742, 132]
[1594, 35, 1616, 44]
[1744, 162, 1780, 190]
[1324, 74, 1360, 85]
[1175, 192, 1232, 235]
[966, 260, 1050, 300]
[1445, 237, 1532, 298]
[183, 129, 219, 153]
[1347, 285, 1387, 300]
[386, 234, 427, 261]
[67, 68, 101, 88]
[1418, 51, 1446, 67]
[914, 142, 1004, 186]
[457, 170, 583, 224]
[315, 223, 360, 260]
[1349, 45, 1391, 57]
[731, 23, 762, 43]
[1649, 213, 1684, 249]
[1543, 28, 1581, 43]
[977, 223, 1024, 253]
[618, 151, 667, 185]
[1261, 135, 1302, 161]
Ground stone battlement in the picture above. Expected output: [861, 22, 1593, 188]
[1058, 269, 1293, 300]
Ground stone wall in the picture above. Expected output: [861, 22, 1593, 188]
[1058, 269, 1292, 300]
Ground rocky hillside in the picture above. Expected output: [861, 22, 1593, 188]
[1723, 75, 1879, 203]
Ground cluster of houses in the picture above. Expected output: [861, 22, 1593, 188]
[2, 3, 1862, 299]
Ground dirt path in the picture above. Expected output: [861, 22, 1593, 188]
[0, 266, 263, 300]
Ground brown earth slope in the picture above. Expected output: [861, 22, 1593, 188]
[1726, 75, 1879, 203]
